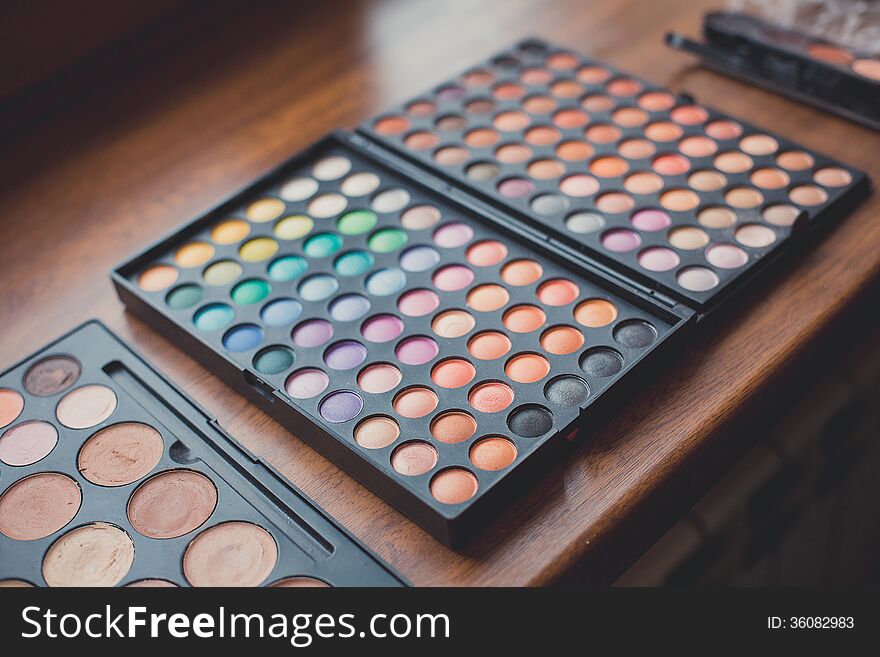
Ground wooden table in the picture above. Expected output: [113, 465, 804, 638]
[1, 0, 877, 586]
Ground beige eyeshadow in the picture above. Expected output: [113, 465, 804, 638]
[56, 385, 117, 429]
[0, 472, 81, 540]
[184, 521, 278, 587]
[43, 523, 134, 587]
[78, 422, 164, 486]
[127, 469, 217, 539]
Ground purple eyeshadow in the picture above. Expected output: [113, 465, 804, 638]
[361, 314, 405, 342]
[319, 391, 364, 423]
[395, 336, 440, 365]
[292, 319, 333, 348]
[324, 340, 368, 370]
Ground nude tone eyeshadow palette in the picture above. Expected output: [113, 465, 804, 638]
[0, 321, 405, 587]
[114, 39, 868, 546]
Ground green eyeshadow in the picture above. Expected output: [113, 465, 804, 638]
[253, 346, 295, 375]
[337, 210, 377, 235]
[368, 228, 408, 253]
[231, 279, 271, 305]
[166, 284, 203, 310]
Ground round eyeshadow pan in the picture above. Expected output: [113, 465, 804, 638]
[433, 264, 475, 291]
[0, 389, 24, 429]
[183, 521, 277, 587]
[466, 241, 508, 267]
[430, 468, 478, 505]
[432, 309, 476, 338]
[266, 255, 308, 281]
[433, 223, 474, 248]
[361, 314, 404, 343]
[396, 336, 439, 365]
[77, 422, 164, 487]
[319, 391, 363, 423]
[468, 381, 514, 414]
[368, 228, 408, 253]
[253, 346, 295, 375]
[328, 294, 371, 321]
[505, 353, 550, 383]
[128, 469, 217, 539]
[354, 416, 400, 449]
[357, 364, 402, 394]
[274, 215, 314, 240]
[544, 375, 590, 407]
[260, 298, 302, 326]
[222, 324, 264, 352]
[324, 340, 368, 370]
[503, 305, 546, 333]
[431, 359, 476, 388]
[166, 284, 203, 310]
[337, 210, 377, 236]
[193, 303, 235, 331]
[398, 289, 440, 316]
[540, 325, 584, 355]
[393, 387, 439, 418]
[391, 441, 438, 476]
[536, 279, 579, 306]
[467, 284, 510, 312]
[470, 437, 517, 471]
[334, 250, 374, 277]
[579, 348, 624, 377]
[138, 264, 178, 292]
[399, 245, 441, 272]
[365, 267, 407, 296]
[23, 355, 81, 396]
[291, 319, 333, 348]
[230, 279, 271, 305]
[56, 385, 118, 429]
[507, 404, 554, 438]
[574, 298, 618, 327]
[0, 472, 81, 540]
[430, 411, 477, 444]
[298, 274, 339, 301]
[613, 320, 657, 348]
[401, 205, 441, 230]
[43, 523, 134, 587]
[285, 368, 329, 399]
[467, 331, 512, 360]
[0, 420, 58, 466]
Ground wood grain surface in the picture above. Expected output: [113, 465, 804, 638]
[0, 0, 877, 585]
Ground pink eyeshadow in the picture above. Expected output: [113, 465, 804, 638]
[398, 289, 440, 316]
[361, 314, 404, 342]
[433, 223, 475, 248]
[630, 209, 671, 231]
[601, 229, 641, 252]
[396, 337, 440, 365]
[285, 369, 330, 399]
[638, 247, 680, 272]
[433, 265, 475, 291]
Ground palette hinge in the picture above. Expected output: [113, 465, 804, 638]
[547, 237, 680, 309]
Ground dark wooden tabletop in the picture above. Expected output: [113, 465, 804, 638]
[1, 0, 878, 586]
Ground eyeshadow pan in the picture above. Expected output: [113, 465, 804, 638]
[505, 353, 550, 383]
[204, 260, 243, 285]
[354, 415, 400, 449]
[536, 279, 579, 306]
[467, 331, 512, 360]
[574, 299, 617, 327]
[579, 348, 624, 377]
[56, 385, 118, 429]
[0, 472, 81, 540]
[183, 521, 278, 587]
[24, 356, 81, 396]
[613, 320, 657, 348]
[393, 387, 438, 418]
[211, 219, 250, 245]
[433, 223, 474, 248]
[222, 324, 265, 352]
[400, 205, 441, 230]
[231, 278, 271, 305]
[246, 198, 285, 222]
[468, 382, 514, 413]
[193, 303, 235, 331]
[0, 389, 24, 428]
[77, 422, 164, 486]
[544, 375, 590, 407]
[266, 256, 309, 285]
[369, 227, 408, 252]
[298, 273, 339, 301]
[467, 284, 510, 312]
[466, 240, 508, 266]
[284, 369, 329, 399]
[335, 250, 375, 278]
[43, 523, 135, 587]
[341, 172, 381, 197]
[260, 298, 302, 326]
[274, 215, 314, 240]
[470, 437, 517, 471]
[432, 309, 476, 338]
[430, 468, 478, 505]
[166, 284, 203, 310]
[500, 259, 543, 285]
[337, 210, 377, 235]
[128, 470, 217, 539]
[398, 289, 440, 316]
[324, 340, 368, 370]
[138, 265, 178, 292]
[540, 326, 584, 355]
[280, 177, 319, 201]
[503, 305, 546, 332]
[0, 420, 57, 466]
[677, 266, 720, 292]
[431, 359, 476, 388]
[433, 264, 475, 291]
[361, 314, 404, 343]
[176, 242, 215, 268]
[565, 212, 605, 234]
[430, 411, 477, 444]
[507, 405, 553, 438]
[292, 319, 333, 348]
[357, 364, 402, 394]
[253, 346, 295, 375]
[329, 294, 371, 321]
[395, 336, 439, 365]
[319, 391, 363, 423]
[391, 441, 438, 476]
[399, 245, 441, 272]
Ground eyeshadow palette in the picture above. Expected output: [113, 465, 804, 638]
[667, 12, 880, 131]
[0, 321, 406, 586]
[113, 132, 693, 545]
[359, 38, 869, 310]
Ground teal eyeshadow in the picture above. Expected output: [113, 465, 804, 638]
[337, 210, 377, 235]
[303, 233, 343, 258]
[267, 255, 308, 281]
[193, 303, 235, 331]
[231, 279, 271, 305]
[334, 250, 374, 276]
[253, 346, 295, 375]
[166, 284, 203, 310]
[368, 228, 408, 253]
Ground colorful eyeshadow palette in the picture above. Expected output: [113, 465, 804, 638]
[667, 12, 880, 131]
[114, 132, 693, 545]
[359, 38, 869, 310]
[0, 321, 405, 586]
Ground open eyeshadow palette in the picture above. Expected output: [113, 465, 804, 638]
[360, 38, 869, 309]
[0, 321, 405, 586]
[113, 39, 869, 546]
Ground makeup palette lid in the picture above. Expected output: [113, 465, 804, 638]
[357, 38, 870, 312]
